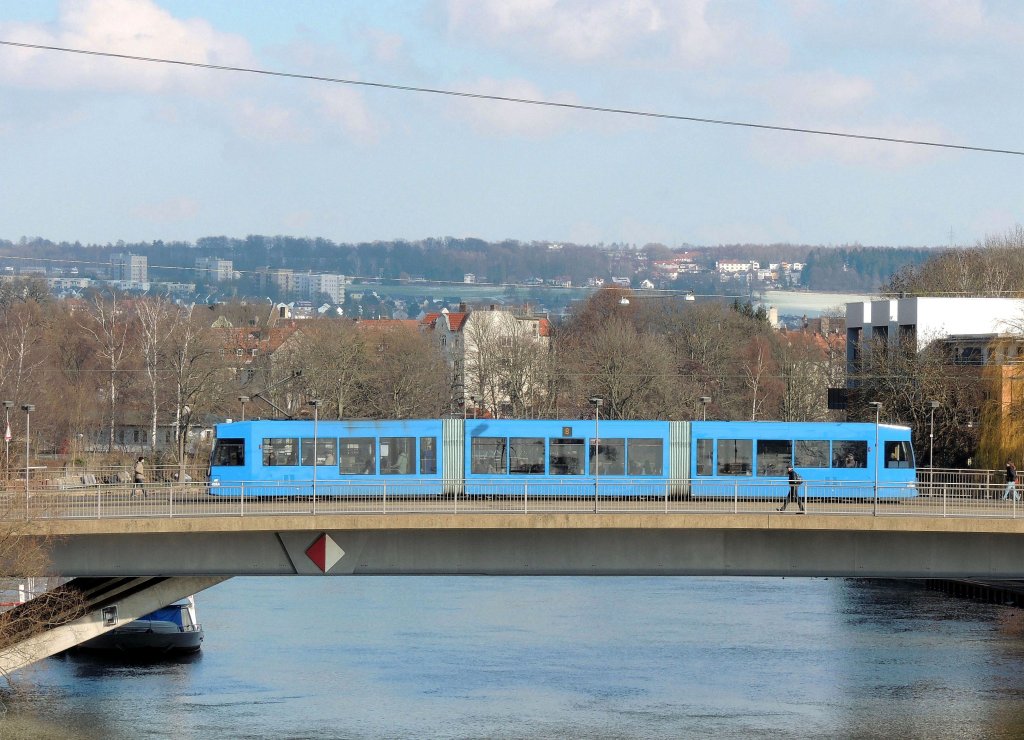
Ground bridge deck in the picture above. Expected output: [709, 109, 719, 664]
[6, 482, 1024, 580]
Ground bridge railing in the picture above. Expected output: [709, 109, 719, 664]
[918, 468, 1001, 488]
[8, 477, 1024, 520]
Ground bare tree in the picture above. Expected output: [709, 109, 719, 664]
[78, 294, 134, 453]
[289, 321, 368, 419]
[165, 308, 230, 474]
[461, 313, 504, 416]
[0, 302, 48, 409]
[565, 317, 680, 419]
[741, 335, 781, 420]
[135, 298, 182, 455]
[459, 311, 550, 418]
[360, 327, 449, 418]
[774, 332, 837, 422]
[849, 335, 982, 467]
[492, 318, 550, 418]
[882, 225, 1024, 297]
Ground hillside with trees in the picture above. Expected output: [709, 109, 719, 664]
[0, 235, 938, 296]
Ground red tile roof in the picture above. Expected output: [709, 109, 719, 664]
[446, 312, 469, 331]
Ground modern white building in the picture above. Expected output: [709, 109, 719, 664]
[195, 257, 234, 282]
[309, 273, 345, 303]
[111, 253, 147, 284]
[261, 268, 345, 303]
[716, 259, 759, 274]
[845, 296, 1024, 374]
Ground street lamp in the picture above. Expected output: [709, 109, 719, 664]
[2, 400, 12, 485]
[238, 395, 249, 422]
[308, 399, 321, 496]
[868, 401, 882, 514]
[589, 396, 603, 510]
[21, 404, 33, 509]
[699, 396, 712, 422]
[928, 400, 940, 488]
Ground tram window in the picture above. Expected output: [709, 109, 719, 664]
[795, 440, 829, 468]
[550, 438, 585, 475]
[263, 438, 298, 466]
[380, 437, 416, 474]
[339, 437, 376, 475]
[300, 438, 337, 466]
[628, 439, 664, 476]
[213, 438, 245, 466]
[696, 439, 713, 476]
[832, 440, 867, 468]
[885, 440, 914, 469]
[420, 437, 437, 475]
[589, 438, 625, 476]
[472, 437, 507, 474]
[756, 439, 792, 477]
[510, 438, 546, 474]
[717, 439, 752, 476]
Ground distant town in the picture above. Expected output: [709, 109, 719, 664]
[0, 236, 934, 324]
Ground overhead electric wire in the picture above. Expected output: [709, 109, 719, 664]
[1, 39, 1022, 157]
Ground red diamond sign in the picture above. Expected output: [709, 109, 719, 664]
[305, 533, 345, 573]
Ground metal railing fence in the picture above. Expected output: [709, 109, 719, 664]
[6, 476, 1024, 521]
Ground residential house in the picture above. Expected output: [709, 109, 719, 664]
[421, 304, 551, 416]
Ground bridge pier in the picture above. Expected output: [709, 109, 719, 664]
[0, 575, 227, 676]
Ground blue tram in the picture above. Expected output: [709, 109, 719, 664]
[208, 418, 917, 499]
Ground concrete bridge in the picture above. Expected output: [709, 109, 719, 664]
[4, 483, 1024, 674]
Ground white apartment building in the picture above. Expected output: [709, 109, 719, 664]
[309, 273, 345, 303]
[112, 253, 147, 284]
[259, 267, 294, 296]
[195, 257, 234, 282]
[260, 268, 345, 303]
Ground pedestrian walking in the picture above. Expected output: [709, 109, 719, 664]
[1003, 460, 1019, 501]
[131, 456, 147, 498]
[778, 465, 805, 512]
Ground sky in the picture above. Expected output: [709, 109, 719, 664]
[0, 0, 1022, 248]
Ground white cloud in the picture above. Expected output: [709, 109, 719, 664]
[752, 118, 953, 169]
[368, 30, 406, 65]
[444, 0, 777, 66]
[762, 71, 875, 114]
[444, 0, 786, 69]
[450, 77, 576, 137]
[0, 0, 254, 94]
[228, 99, 312, 143]
[311, 86, 378, 143]
[0, 2, 384, 145]
[904, 0, 987, 40]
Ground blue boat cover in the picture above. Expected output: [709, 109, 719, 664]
[142, 606, 185, 627]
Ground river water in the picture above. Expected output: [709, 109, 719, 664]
[4, 577, 1024, 739]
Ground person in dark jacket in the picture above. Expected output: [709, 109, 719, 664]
[778, 466, 805, 512]
[1003, 460, 1019, 501]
